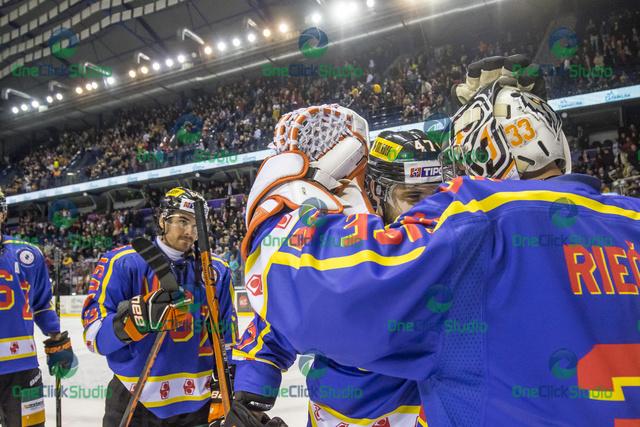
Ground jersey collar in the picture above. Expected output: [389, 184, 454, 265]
[547, 173, 601, 192]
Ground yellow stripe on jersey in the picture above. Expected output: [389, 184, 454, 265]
[232, 348, 283, 371]
[271, 247, 425, 271]
[98, 249, 136, 318]
[308, 401, 421, 426]
[0, 335, 33, 343]
[433, 190, 640, 234]
[141, 393, 210, 407]
[116, 370, 212, 383]
[0, 352, 37, 362]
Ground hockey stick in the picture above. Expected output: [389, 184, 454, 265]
[54, 248, 62, 427]
[119, 238, 181, 427]
[194, 200, 233, 419]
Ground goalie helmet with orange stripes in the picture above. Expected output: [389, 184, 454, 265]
[366, 129, 443, 224]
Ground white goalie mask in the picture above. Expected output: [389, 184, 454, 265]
[445, 81, 571, 181]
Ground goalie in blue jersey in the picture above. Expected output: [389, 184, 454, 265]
[232, 129, 442, 427]
[240, 56, 640, 426]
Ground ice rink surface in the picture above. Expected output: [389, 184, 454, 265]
[34, 315, 308, 426]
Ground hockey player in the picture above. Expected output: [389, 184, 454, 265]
[0, 189, 75, 427]
[82, 187, 238, 426]
[232, 130, 440, 427]
[240, 80, 640, 426]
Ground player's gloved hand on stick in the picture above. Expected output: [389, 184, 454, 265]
[43, 331, 76, 378]
[113, 287, 191, 343]
[452, 54, 547, 108]
[216, 401, 287, 427]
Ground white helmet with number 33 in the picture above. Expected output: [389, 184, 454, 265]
[444, 80, 571, 181]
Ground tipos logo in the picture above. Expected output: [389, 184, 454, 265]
[549, 198, 578, 228]
[424, 284, 453, 313]
[298, 349, 329, 379]
[549, 28, 578, 59]
[299, 28, 329, 58]
[49, 28, 78, 59]
[548, 349, 577, 379]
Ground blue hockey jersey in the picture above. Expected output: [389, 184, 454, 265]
[233, 309, 421, 426]
[82, 241, 238, 419]
[243, 175, 640, 426]
[0, 236, 59, 375]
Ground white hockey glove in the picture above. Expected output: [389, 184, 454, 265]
[241, 104, 375, 259]
[452, 54, 547, 108]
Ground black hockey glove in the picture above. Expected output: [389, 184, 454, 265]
[113, 287, 191, 343]
[209, 391, 279, 427]
[210, 401, 287, 427]
[452, 54, 547, 108]
[43, 331, 77, 379]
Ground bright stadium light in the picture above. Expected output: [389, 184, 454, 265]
[204, 46, 212, 55]
[31, 100, 39, 107]
[177, 55, 186, 63]
[85, 83, 92, 91]
[232, 38, 241, 47]
[56, 93, 63, 100]
[12, 106, 18, 113]
[247, 33, 256, 43]
[263, 29, 271, 37]
[279, 23, 288, 33]
[75, 87, 83, 94]
[21, 104, 28, 111]
[91, 82, 98, 89]
[140, 66, 149, 74]
[312, 13, 321, 23]
[106, 77, 115, 85]
[46, 96, 53, 103]
[367, 0, 374, 7]
[129, 70, 136, 78]
[152, 62, 161, 70]
[166, 58, 174, 67]
[218, 42, 226, 51]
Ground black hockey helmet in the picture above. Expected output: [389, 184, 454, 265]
[366, 129, 443, 217]
[156, 187, 209, 235]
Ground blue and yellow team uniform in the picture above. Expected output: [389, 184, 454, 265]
[82, 241, 238, 419]
[234, 309, 421, 426]
[244, 175, 640, 426]
[0, 236, 59, 375]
